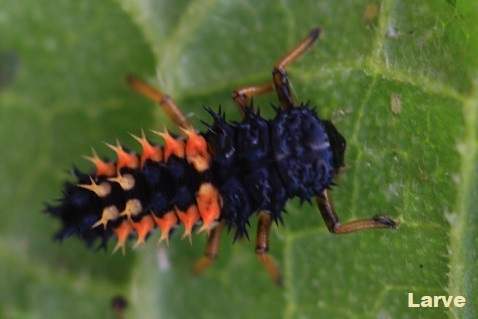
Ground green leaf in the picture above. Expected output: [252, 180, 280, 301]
[1, 0, 476, 318]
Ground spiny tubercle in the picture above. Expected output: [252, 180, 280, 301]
[79, 127, 221, 253]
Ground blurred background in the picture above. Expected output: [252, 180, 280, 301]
[0, 0, 476, 318]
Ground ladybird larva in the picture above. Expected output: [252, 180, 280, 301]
[45, 28, 398, 285]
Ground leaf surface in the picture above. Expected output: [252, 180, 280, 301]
[0, 0, 476, 318]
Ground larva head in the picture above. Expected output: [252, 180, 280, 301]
[321, 120, 346, 175]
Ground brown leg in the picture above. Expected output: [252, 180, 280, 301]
[231, 28, 321, 113]
[256, 212, 283, 285]
[273, 28, 320, 109]
[193, 221, 225, 275]
[127, 75, 192, 130]
[316, 189, 399, 234]
[232, 82, 274, 114]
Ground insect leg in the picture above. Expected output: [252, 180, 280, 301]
[127, 75, 192, 130]
[256, 212, 283, 285]
[273, 28, 320, 109]
[231, 28, 320, 113]
[232, 82, 274, 114]
[193, 221, 225, 275]
[316, 189, 399, 234]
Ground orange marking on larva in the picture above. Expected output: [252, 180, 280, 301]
[78, 176, 112, 197]
[181, 127, 211, 172]
[108, 172, 135, 191]
[130, 129, 162, 167]
[119, 199, 142, 220]
[105, 139, 139, 169]
[92, 205, 120, 229]
[176, 205, 200, 244]
[83, 148, 116, 176]
[196, 183, 221, 235]
[152, 128, 185, 161]
[132, 215, 156, 249]
[152, 211, 178, 246]
[112, 220, 134, 255]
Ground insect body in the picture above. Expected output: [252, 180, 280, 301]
[46, 28, 398, 285]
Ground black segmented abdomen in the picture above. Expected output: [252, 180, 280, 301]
[46, 103, 336, 250]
